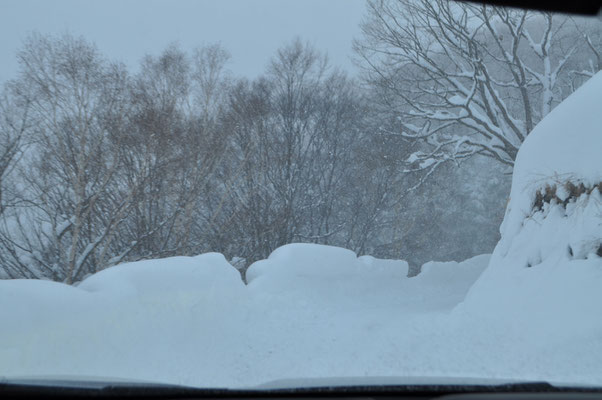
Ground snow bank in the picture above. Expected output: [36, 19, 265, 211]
[0, 254, 248, 386]
[465, 71, 602, 296]
[501, 71, 602, 241]
[247, 244, 409, 306]
[2, 230, 600, 388]
[453, 72, 602, 385]
[79, 253, 244, 296]
[418, 254, 489, 286]
[453, 201, 602, 385]
[247, 243, 409, 285]
[0, 244, 497, 388]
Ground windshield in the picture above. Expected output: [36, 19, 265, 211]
[1, 0, 601, 390]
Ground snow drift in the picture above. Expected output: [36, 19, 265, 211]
[461, 71, 602, 311]
[246, 243, 409, 309]
[0, 245, 492, 388]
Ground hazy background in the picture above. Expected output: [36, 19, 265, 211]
[2, 0, 598, 282]
[0, 0, 366, 82]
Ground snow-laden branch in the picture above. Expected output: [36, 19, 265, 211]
[355, 0, 592, 176]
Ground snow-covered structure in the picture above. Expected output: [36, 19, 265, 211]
[498, 71, 602, 254]
[458, 72, 602, 333]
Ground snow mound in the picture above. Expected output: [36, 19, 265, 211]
[0, 254, 248, 387]
[247, 243, 408, 285]
[456, 73, 602, 382]
[79, 253, 244, 296]
[246, 243, 360, 283]
[479, 71, 602, 273]
[246, 243, 409, 308]
[501, 71, 602, 241]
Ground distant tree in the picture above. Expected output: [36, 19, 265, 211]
[0, 37, 233, 282]
[0, 27, 533, 282]
[116, 43, 232, 263]
[208, 40, 374, 264]
[0, 84, 29, 216]
[0, 33, 137, 282]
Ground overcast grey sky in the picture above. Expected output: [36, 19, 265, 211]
[0, 0, 367, 82]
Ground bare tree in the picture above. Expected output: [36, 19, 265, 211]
[107, 43, 232, 264]
[0, 33, 138, 283]
[354, 0, 602, 176]
[0, 84, 30, 215]
[206, 40, 370, 265]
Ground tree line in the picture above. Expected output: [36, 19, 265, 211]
[0, 0, 599, 283]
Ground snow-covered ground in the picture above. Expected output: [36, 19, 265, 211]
[0, 242, 599, 388]
[0, 246, 492, 387]
[1, 73, 601, 389]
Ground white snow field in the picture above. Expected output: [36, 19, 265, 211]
[1, 73, 602, 388]
[0, 247, 492, 387]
